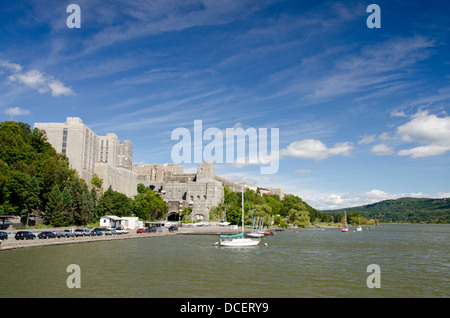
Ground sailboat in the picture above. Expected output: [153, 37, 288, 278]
[246, 217, 266, 238]
[356, 215, 363, 232]
[341, 211, 348, 232]
[216, 188, 261, 247]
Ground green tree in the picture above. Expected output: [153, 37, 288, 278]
[45, 185, 63, 226]
[288, 208, 310, 227]
[22, 176, 41, 227]
[95, 186, 133, 218]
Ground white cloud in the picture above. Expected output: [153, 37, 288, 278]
[280, 139, 353, 160]
[396, 110, 450, 158]
[0, 61, 22, 73]
[2, 62, 74, 97]
[48, 80, 75, 97]
[4, 107, 30, 116]
[371, 144, 394, 156]
[9, 70, 49, 93]
[358, 134, 376, 144]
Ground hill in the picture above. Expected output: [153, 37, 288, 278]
[322, 197, 450, 224]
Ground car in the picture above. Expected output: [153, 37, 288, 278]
[109, 228, 118, 235]
[114, 226, 129, 234]
[74, 228, 91, 236]
[136, 228, 146, 233]
[90, 228, 104, 236]
[168, 225, 178, 232]
[15, 231, 36, 240]
[38, 231, 56, 239]
[92, 228, 112, 235]
[0, 231, 8, 240]
[146, 227, 157, 233]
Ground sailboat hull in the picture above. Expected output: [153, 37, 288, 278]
[217, 238, 260, 247]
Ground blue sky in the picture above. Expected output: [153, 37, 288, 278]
[1, 0, 449, 209]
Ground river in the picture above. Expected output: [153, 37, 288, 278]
[0, 224, 448, 298]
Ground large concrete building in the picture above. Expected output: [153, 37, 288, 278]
[34, 117, 136, 197]
[34, 117, 283, 221]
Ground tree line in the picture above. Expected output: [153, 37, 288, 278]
[323, 197, 450, 224]
[210, 185, 332, 228]
[0, 121, 167, 227]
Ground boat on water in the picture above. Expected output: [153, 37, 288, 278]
[342, 211, 348, 233]
[356, 215, 363, 231]
[216, 188, 260, 247]
[245, 216, 273, 238]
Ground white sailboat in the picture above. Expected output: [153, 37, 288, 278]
[246, 216, 265, 238]
[216, 188, 261, 247]
[341, 211, 348, 232]
[356, 215, 363, 232]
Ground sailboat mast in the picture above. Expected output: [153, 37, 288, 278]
[242, 187, 244, 233]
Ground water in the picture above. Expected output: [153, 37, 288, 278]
[0, 224, 448, 298]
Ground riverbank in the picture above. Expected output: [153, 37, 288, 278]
[0, 226, 252, 251]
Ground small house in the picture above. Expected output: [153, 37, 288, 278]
[99, 215, 141, 230]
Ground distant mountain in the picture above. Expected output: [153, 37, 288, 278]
[322, 197, 450, 224]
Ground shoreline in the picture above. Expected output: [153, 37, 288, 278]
[0, 226, 249, 251]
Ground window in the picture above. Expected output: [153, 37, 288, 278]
[61, 128, 68, 155]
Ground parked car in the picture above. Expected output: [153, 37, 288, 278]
[15, 231, 36, 240]
[109, 228, 118, 235]
[114, 226, 129, 234]
[136, 228, 146, 233]
[74, 229, 91, 236]
[168, 225, 178, 232]
[0, 231, 8, 240]
[146, 227, 157, 233]
[90, 228, 104, 236]
[92, 228, 112, 235]
[38, 231, 56, 239]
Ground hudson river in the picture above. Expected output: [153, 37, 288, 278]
[0, 224, 448, 298]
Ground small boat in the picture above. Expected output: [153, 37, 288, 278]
[356, 216, 362, 231]
[216, 188, 260, 247]
[245, 232, 265, 238]
[342, 211, 348, 233]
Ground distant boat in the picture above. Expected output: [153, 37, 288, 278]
[216, 188, 260, 247]
[356, 226, 362, 232]
[245, 216, 272, 238]
[356, 216, 362, 231]
[342, 211, 348, 233]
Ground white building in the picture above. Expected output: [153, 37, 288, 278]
[99, 215, 142, 229]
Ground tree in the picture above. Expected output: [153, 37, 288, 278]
[0, 121, 73, 218]
[22, 176, 41, 227]
[288, 208, 310, 228]
[95, 186, 133, 218]
[46, 185, 64, 226]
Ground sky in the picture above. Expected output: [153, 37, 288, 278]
[1, 0, 449, 210]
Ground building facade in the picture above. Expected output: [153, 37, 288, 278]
[34, 117, 136, 197]
[34, 117, 283, 221]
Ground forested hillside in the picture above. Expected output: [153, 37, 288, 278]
[322, 197, 450, 224]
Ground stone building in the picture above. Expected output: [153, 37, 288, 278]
[34, 117, 136, 197]
[133, 161, 224, 221]
[34, 117, 283, 221]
